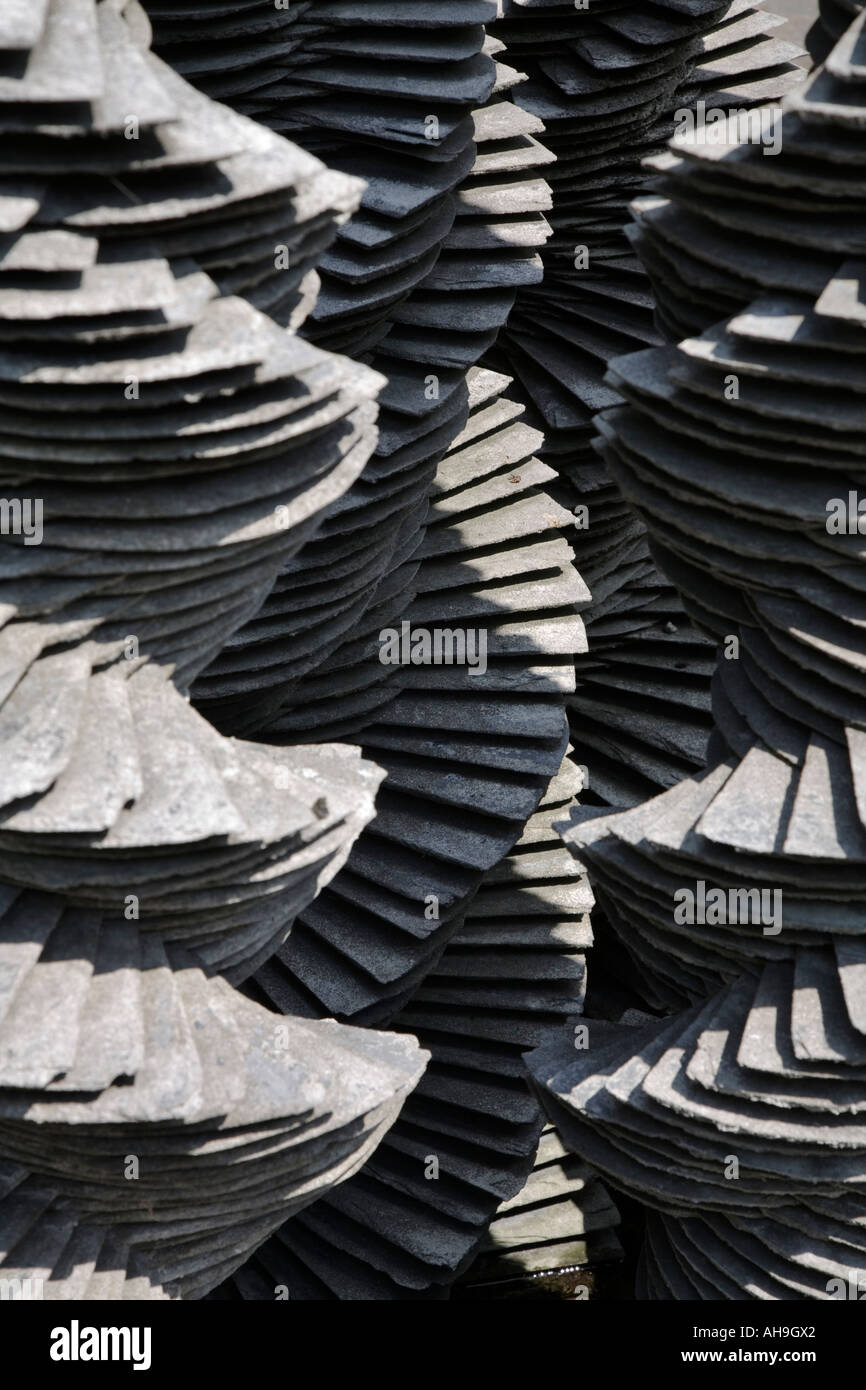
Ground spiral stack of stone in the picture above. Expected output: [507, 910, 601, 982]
[0, 0, 430, 1300]
[230, 22, 610, 1293]
[487, 0, 805, 811]
[146, 1, 501, 738]
[529, 12, 866, 1299]
[221, 369, 591, 1296]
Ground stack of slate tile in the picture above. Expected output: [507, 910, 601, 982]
[476, 4, 806, 1282]
[193, 370, 591, 1305]
[145, 0, 494, 357]
[0, 0, 390, 981]
[233, 686, 602, 1296]
[0, 0, 431, 1299]
[529, 986, 866, 1299]
[172, 9, 563, 745]
[447, 744, 621, 1299]
[0, 971, 425, 1300]
[258, 27, 559, 739]
[488, 0, 805, 812]
[215, 750, 599, 1299]
[252, 368, 586, 1029]
[529, 12, 866, 1299]
[141, 2, 499, 735]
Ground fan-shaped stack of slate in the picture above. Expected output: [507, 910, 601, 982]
[491, 0, 805, 466]
[215, 748, 597, 1299]
[145, 0, 494, 357]
[0, 0, 430, 1299]
[529, 984, 866, 1300]
[0, 969, 424, 1300]
[141, 2, 498, 737]
[452, 751, 622, 1298]
[529, 13, 866, 1299]
[183, 11, 561, 743]
[252, 367, 586, 1027]
[487, 0, 805, 811]
[476, 5, 804, 1291]
[0, 0, 390, 982]
[225, 415, 594, 1291]
[260, 26, 560, 739]
[0, 0, 375, 700]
